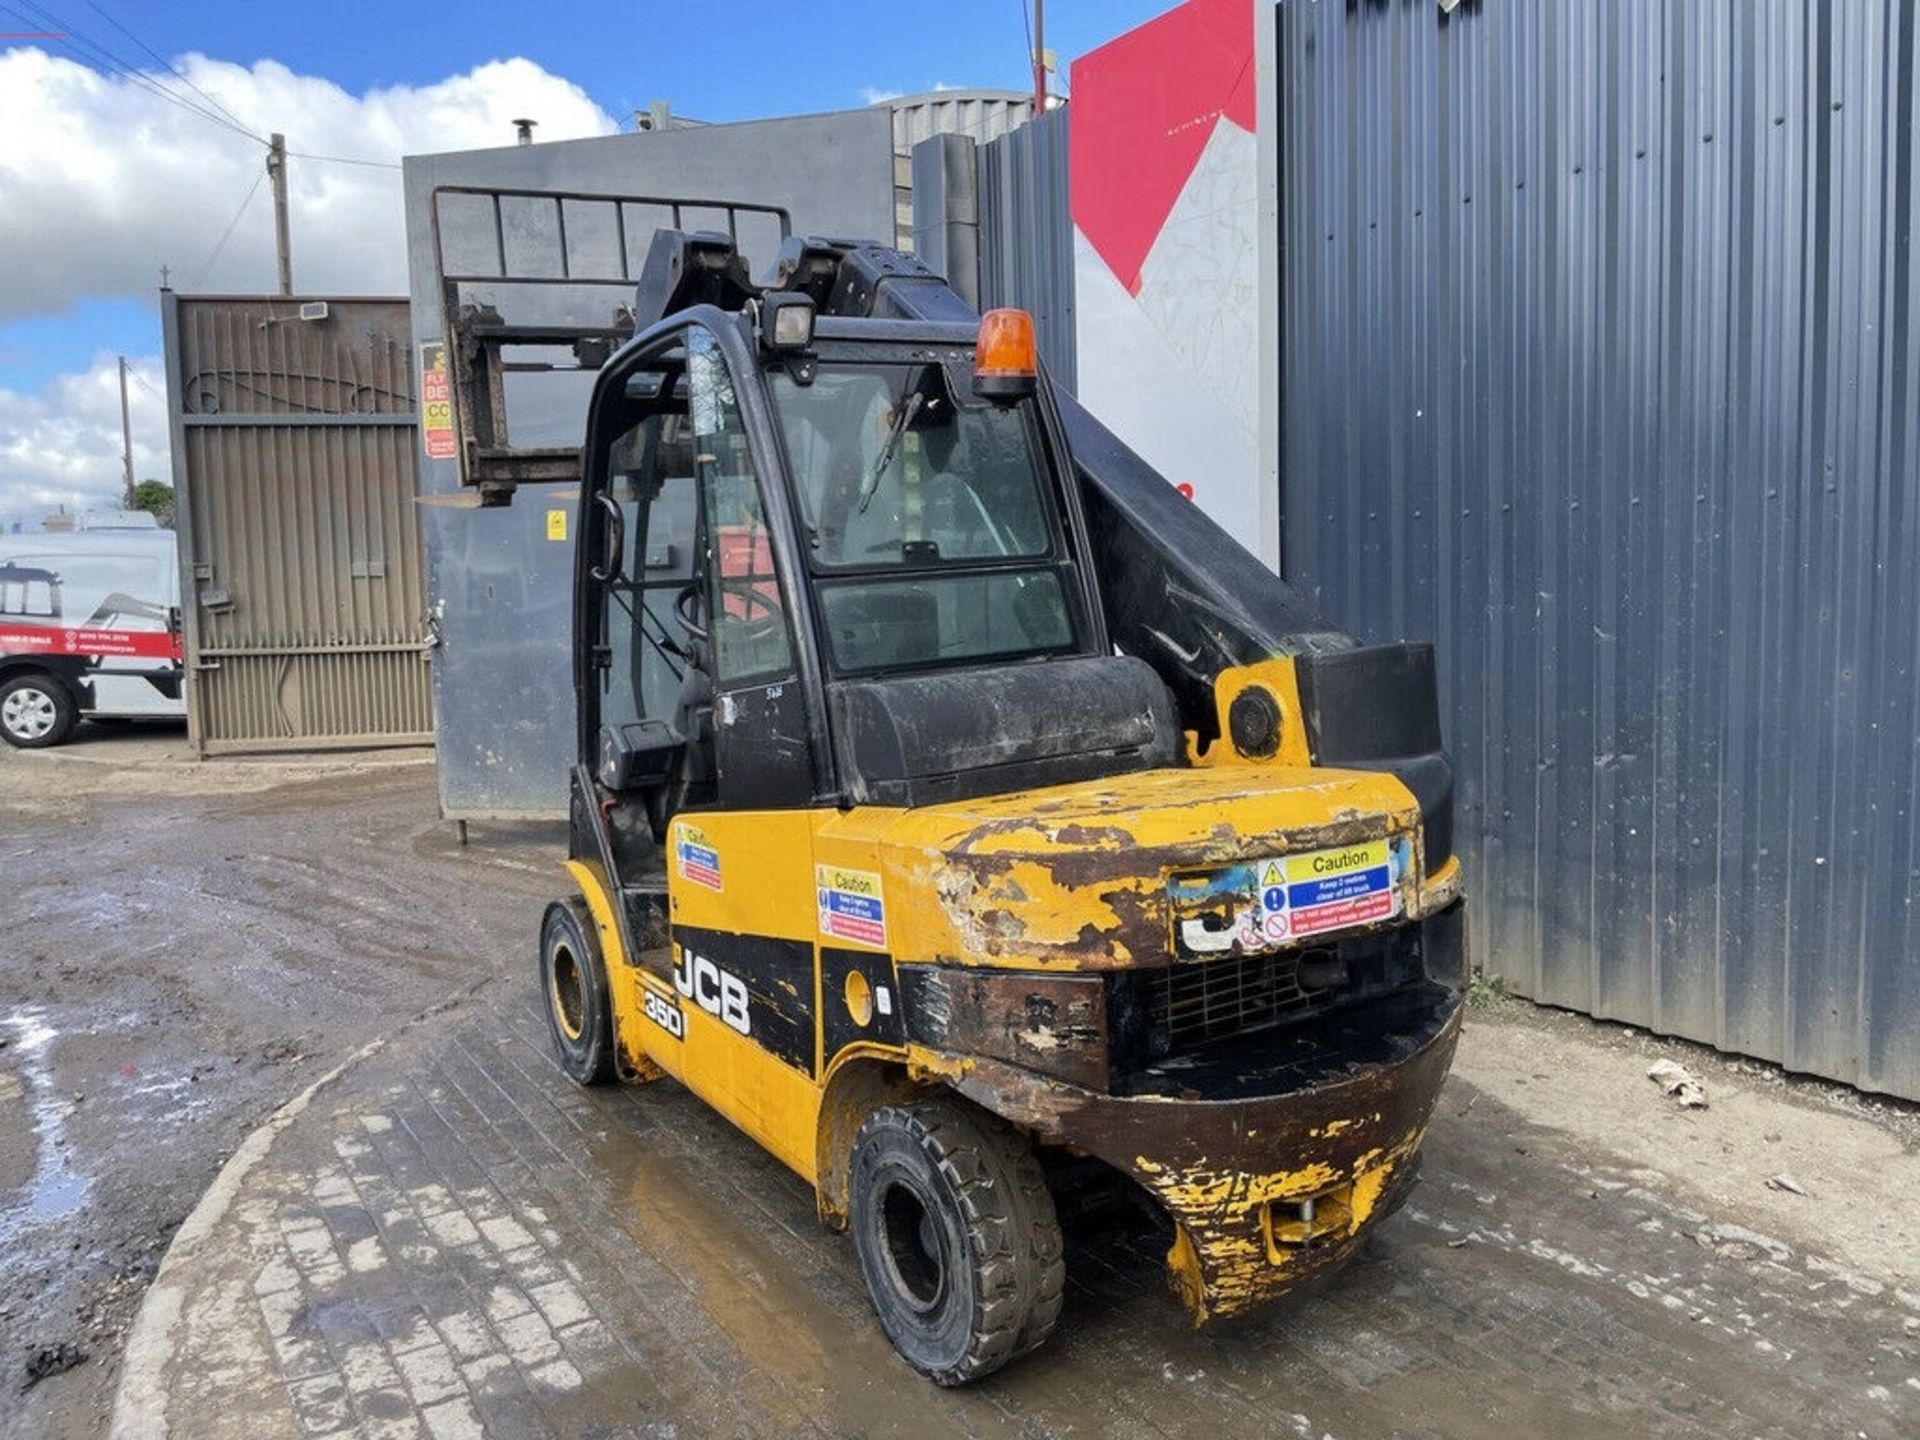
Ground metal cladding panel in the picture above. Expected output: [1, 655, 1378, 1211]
[977, 108, 1077, 390]
[1277, 0, 1920, 1097]
[891, 91, 1034, 248]
[163, 294, 433, 753]
[403, 112, 898, 819]
[890, 90, 1035, 154]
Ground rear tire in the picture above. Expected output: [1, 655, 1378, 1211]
[539, 898, 614, 1086]
[0, 673, 77, 749]
[849, 1098, 1064, 1385]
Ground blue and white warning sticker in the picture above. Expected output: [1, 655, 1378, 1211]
[1170, 836, 1411, 957]
[817, 864, 888, 949]
[675, 822, 722, 892]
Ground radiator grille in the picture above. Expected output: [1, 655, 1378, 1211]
[1152, 949, 1334, 1052]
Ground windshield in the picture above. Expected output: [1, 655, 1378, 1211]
[771, 363, 1054, 569]
[768, 360, 1078, 675]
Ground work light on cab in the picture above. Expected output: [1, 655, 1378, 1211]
[758, 290, 816, 350]
[974, 308, 1038, 402]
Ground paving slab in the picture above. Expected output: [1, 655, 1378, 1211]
[112, 975, 1920, 1440]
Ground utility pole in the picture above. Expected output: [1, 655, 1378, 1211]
[267, 132, 292, 295]
[1032, 0, 1047, 114]
[118, 356, 135, 508]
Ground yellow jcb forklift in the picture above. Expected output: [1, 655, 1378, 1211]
[431, 203, 1465, 1383]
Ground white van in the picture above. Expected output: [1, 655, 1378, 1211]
[0, 527, 184, 747]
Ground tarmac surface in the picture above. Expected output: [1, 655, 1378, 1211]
[4, 731, 1919, 1438]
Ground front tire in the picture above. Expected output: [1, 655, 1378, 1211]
[849, 1099, 1064, 1385]
[539, 899, 614, 1086]
[0, 673, 78, 749]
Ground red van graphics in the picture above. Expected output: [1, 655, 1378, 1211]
[0, 539, 185, 746]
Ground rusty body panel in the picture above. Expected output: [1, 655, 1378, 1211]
[831, 764, 1436, 971]
[897, 966, 1111, 1090]
[918, 984, 1463, 1323]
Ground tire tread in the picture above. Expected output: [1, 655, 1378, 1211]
[853, 1099, 1065, 1384]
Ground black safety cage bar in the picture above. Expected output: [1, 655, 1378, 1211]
[426, 185, 792, 502]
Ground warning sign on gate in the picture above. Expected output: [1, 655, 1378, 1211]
[419, 342, 456, 460]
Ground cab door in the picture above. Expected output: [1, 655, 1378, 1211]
[652, 323, 827, 1176]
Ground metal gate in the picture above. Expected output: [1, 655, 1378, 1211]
[162, 294, 434, 754]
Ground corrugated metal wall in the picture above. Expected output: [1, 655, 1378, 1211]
[978, 108, 1077, 389]
[163, 294, 434, 754]
[891, 91, 1036, 249]
[1278, 0, 1920, 1097]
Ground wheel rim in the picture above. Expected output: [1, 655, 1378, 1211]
[2, 687, 57, 740]
[549, 939, 586, 1041]
[879, 1178, 949, 1314]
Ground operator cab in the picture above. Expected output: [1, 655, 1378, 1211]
[572, 238, 1180, 964]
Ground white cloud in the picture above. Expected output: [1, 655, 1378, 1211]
[861, 81, 963, 106]
[0, 352, 168, 523]
[0, 48, 619, 316]
[0, 46, 622, 517]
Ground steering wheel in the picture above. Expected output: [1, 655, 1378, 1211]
[675, 578, 783, 645]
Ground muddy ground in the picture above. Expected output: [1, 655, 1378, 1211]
[4, 729, 1918, 1438]
[0, 729, 562, 1439]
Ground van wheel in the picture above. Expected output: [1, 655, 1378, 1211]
[849, 1099, 1064, 1385]
[0, 673, 77, 749]
[539, 899, 614, 1086]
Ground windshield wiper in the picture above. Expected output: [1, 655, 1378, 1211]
[856, 391, 924, 515]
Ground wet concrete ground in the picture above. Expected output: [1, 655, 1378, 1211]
[5, 736, 1919, 1437]
[0, 734, 560, 1439]
[125, 974, 1920, 1440]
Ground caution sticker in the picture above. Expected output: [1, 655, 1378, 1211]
[817, 865, 887, 950]
[1273, 839, 1402, 938]
[675, 822, 722, 892]
[546, 509, 568, 542]
[1169, 837, 1411, 958]
[419, 341, 456, 460]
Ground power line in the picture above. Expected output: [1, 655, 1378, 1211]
[11, 6, 402, 172]
[82, 0, 254, 136]
[191, 168, 265, 287]
[3, 0, 262, 143]
[284, 147, 401, 171]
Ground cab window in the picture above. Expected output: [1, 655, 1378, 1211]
[768, 362, 1078, 676]
[690, 329, 795, 686]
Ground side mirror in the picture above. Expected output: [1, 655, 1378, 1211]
[596, 720, 685, 792]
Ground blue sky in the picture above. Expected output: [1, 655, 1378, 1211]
[103, 0, 1166, 125]
[0, 0, 1173, 515]
[0, 0, 1167, 388]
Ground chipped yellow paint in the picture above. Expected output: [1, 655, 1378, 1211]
[555, 654, 1460, 1334]
[904, 1045, 976, 1086]
[1190, 657, 1315, 768]
[1131, 1126, 1430, 1324]
[837, 763, 1428, 971]
[563, 859, 664, 1082]
[1167, 1225, 1208, 1317]
[1349, 1151, 1400, 1228]
[564, 859, 628, 967]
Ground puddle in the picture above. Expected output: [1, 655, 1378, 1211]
[0, 1006, 94, 1234]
